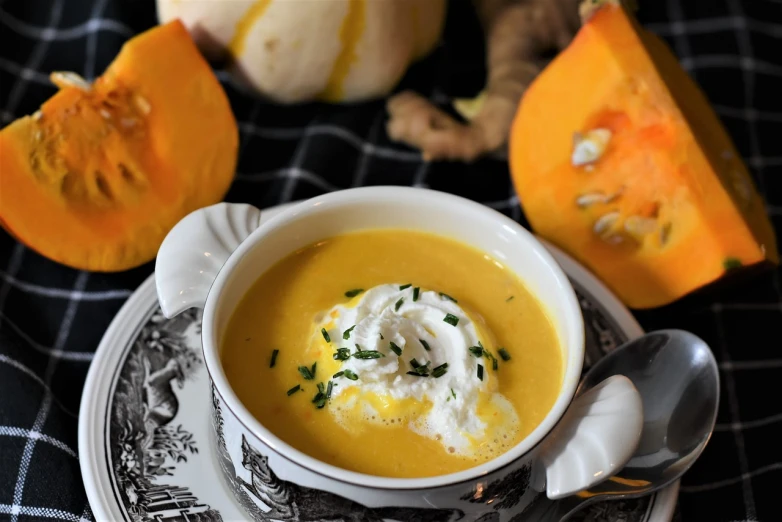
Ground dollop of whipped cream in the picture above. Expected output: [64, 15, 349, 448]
[319, 284, 518, 456]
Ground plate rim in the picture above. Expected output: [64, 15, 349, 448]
[78, 202, 679, 522]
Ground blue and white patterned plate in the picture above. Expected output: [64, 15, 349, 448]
[78, 203, 679, 522]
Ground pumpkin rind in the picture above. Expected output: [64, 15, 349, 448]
[509, 2, 778, 309]
[0, 20, 238, 272]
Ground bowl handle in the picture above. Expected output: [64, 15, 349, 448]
[155, 202, 263, 318]
[539, 374, 643, 499]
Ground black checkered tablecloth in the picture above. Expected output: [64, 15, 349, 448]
[0, 0, 780, 521]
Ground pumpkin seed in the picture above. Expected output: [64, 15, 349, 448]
[603, 234, 625, 245]
[624, 215, 657, 236]
[575, 192, 607, 208]
[593, 211, 620, 236]
[572, 128, 612, 166]
[50, 71, 91, 92]
[133, 94, 151, 115]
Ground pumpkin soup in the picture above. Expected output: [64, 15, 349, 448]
[221, 229, 562, 478]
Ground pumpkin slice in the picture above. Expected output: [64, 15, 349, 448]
[509, 0, 778, 309]
[0, 20, 238, 272]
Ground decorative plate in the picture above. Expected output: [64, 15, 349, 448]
[79, 203, 679, 522]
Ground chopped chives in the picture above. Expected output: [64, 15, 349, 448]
[492, 358, 498, 371]
[344, 369, 359, 381]
[345, 289, 364, 298]
[298, 365, 314, 380]
[420, 339, 431, 351]
[432, 363, 448, 378]
[317, 382, 325, 394]
[410, 358, 421, 369]
[408, 359, 430, 376]
[343, 325, 356, 340]
[506, 295, 515, 302]
[469, 346, 483, 358]
[312, 391, 327, 409]
[269, 349, 279, 368]
[353, 350, 385, 359]
[413, 287, 420, 301]
[326, 380, 333, 399]
[451, 388, 457, 399]
[389, 342, 403, 356]
[287, 384, 301, 396]
[395, 298, 404, 312]
[380, 333, 384, 340]
[333, 348, 351, 361]
[406, 371, 427, 377]
[399, 283, 412, 290]
[498, 348, 512, 361]
[439, 292, 457, 303]
[311, 362, 317, 378]
[443, 313, 459, 326]
[355, 344, 362, 353]
[333, 371, 344, 378]
[477, 364, 484, 381]
[321, 328, 331, 343]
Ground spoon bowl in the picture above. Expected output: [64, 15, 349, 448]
[527, 329, 720, 521]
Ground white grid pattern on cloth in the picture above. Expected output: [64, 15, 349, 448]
[10, 271, 89, 522]
[0, 426, 77, 458]
[0, 0, 780, 520]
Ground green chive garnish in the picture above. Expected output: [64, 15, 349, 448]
[287, 384, 301, 396]
[399, 283, 412, 290]
[420, 339, 430, 351]
[344, 369, 359, 381]
[439, 292, 457, 303]
[477, 364, 484, 381]
[395, 298, 404, 312]
[413, 287, 420, 301]
[326, 380, 333, 399]
[492, 358, 498, 371]
[333, 348, 351, 361]
[333, 371, 344, 378]
[311, 362, 317, 378]
[406, 371, 427, 377]
[345, 289, 364, 298]
[432, 363, 448, 378]
[343, 325, 356, 340]
[498, 348, 511, 361]
[317, 382, 325, 394]
[380, 333, 384, 340]
[443, 313, 459, 326]
[321, 328, 331, 343]
[355, 344, 362, 353]
[506, 295, 515, 302]
[353, 350, 385, 359]
[298, 365, 314, 380]
[451, 388, 456, 399]
[389, 342, 403, 356]
[269, 349, 279, 368]
[312, 391, 327, 409]
[408, 359, 430, 376]
[469, 346, 483, 358]
[723, 257, 742, 271]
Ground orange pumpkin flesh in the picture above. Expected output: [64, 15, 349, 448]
[509, 1, 778, 309]
[0, 20, 238, 272]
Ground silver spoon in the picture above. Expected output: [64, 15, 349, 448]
[528, 329, 720, 521]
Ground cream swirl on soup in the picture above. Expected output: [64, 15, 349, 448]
[317, 284, 520, 458]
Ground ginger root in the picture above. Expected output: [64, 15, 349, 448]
[386, 0, 585, 162]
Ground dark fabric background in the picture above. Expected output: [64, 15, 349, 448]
[0, 0, 781, 520]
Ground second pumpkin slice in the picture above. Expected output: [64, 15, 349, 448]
[0, 20, 238, 272]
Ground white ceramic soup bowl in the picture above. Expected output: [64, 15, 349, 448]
[155, 186, 642, 521]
